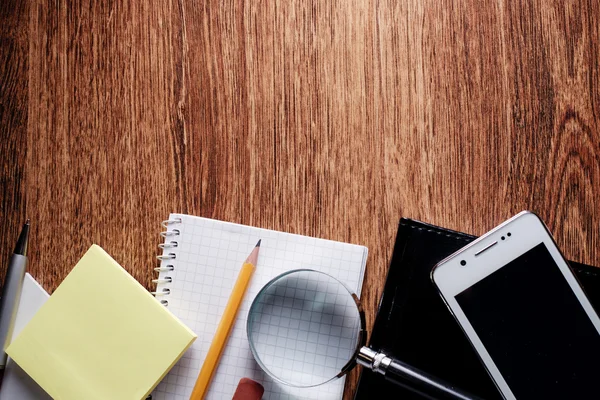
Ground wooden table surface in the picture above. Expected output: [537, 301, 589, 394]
[1, 0, 599, 397]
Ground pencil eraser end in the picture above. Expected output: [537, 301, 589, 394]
[232, 378, 264, 400]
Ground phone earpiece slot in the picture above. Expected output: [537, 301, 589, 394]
[475, 241, 498, 256]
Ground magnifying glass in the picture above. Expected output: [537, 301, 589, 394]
[247, 270, 480, 400]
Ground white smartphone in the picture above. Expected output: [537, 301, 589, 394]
[432, 211, 600, 399]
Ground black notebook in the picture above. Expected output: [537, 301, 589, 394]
[355, 218, 600, 399]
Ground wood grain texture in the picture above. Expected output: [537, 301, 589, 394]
[1, 0, 599, 397]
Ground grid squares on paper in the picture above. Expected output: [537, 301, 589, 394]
[152, 215, 368, 400]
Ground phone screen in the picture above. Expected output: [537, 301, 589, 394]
[455, 242, 600, 398]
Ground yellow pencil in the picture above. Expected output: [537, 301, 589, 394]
[190, 240, 261, 400]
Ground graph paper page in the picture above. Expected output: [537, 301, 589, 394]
[152, 214, 368, 400]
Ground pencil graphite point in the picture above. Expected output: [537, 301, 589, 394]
[256, 239, 261, 247]
[245, 241, 262, 265]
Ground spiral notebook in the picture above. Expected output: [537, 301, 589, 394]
[151, 214, 368, 400]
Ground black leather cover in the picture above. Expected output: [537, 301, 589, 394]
[355, 218, 600, 400]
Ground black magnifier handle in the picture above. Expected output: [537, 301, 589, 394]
[357, 347, 483, 400]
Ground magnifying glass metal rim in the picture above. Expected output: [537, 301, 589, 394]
[247, 268, 367, 388]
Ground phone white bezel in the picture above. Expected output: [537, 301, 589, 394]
[431, 211, 600, 400]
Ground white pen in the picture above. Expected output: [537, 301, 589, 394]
[0, 220, 29, 369]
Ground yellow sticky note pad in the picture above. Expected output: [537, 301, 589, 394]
[7, 245, 196, 400]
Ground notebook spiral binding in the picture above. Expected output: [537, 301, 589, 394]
[154, 217, 182, 306]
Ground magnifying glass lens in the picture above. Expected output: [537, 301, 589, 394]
[247, 270, 362, 387]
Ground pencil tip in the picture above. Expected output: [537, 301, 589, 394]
[256, 239, 261, 247]
[245, 241, 261, 265]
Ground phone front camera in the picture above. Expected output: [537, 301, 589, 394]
[460, 260, 467, 266]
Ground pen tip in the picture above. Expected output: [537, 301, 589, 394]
[256, 239, 261, 247]
[14, 221, 30, 256]
[25, 219, 30, 225]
